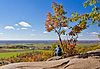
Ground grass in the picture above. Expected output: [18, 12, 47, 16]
[34, 49, 52, 52]
[1, 49, 24, 51]
[0, 50, 33, 59]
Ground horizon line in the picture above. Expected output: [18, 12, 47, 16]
[0, 39, 99, 41]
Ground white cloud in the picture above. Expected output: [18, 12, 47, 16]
[43, 31, 48, 34]
[15, 24, 19, 26]
[18, 21, 31, 27]
[87, 32, 99, 36]
[4, 26, 15, 30]
[21, 28, 28, 30]
[90, 32, 99, 35]
[63, 27, 69, 29]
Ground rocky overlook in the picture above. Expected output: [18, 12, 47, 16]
[0, 49, 100, 69]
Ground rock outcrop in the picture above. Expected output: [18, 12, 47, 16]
[0, 49, 100, 69]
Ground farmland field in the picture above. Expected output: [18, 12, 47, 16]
[0, 50, 33, 59]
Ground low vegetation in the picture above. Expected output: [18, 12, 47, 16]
[0, 50, 53, 66]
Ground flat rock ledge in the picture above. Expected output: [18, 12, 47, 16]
[0, 49, 100, 69]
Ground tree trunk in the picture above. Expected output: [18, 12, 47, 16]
[58, 34, 64, 52]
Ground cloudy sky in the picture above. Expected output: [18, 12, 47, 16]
[0, 0, 99, 40]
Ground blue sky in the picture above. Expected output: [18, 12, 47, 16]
[0, 0, 99, 40]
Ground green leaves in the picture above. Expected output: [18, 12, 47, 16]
[83, 0, 99, 8]
[83, 1, 89, 8]
[93, 1, 96, 4]
[75, 11, 78, 15]
[83, 3, 88, 8]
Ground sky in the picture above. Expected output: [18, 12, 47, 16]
[0, 0, 100, 40]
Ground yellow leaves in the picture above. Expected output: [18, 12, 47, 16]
[83, 0, 99, 8]
[55, 13, 58, 18]
[60, 30, 65, 35]
[93, 1, 96, 4]
[92, 8, 95, 11]
[46, 17, 51, 21]
[79, 23, 81, 28]
[47, 12, 51, 16]
[50, 26, 54, 30]
[62, 16, 66, 20]
[78, 20, 87, 29]
[97, 0, 99, 3]
[93, 10, 96, 14]
[52, 2, 57, 8]
[59, 4, 62, 6]
[89, 2, 93, 6]
[91, 21, 95, 25]
[47, 22, 51, 25]
[71, 13, 74, 17]
[52, 2, 66, 18]
[69, 31, 74, 36]
[94, 16, 98, 20]
[84, 1, 88, 3]
[54, 22, 57, 25]
[94, 6, 99, 10]
[83, 3, 88, 8]
[69, 18, 72, 22]
[75, 11, 78, 15]
[54, 19, 59, 25]
[84, 14, 89, 17]
[89, 12, 92, 16]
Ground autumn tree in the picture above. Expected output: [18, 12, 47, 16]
[45, 2, 68, 51]
[45, 0, 100, 55]
[68, 0, 100, 38]
[64, 0, 100, 56]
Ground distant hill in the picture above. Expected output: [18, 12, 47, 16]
[0, 40, 99, 45]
